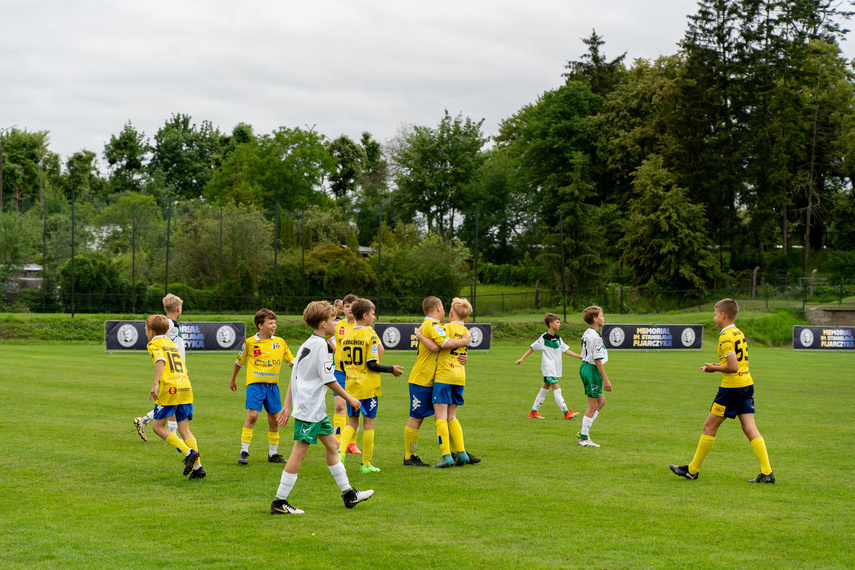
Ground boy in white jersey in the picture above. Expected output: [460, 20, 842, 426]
[577, 306, 611, 447]
[134, 293, 185, 441]
[269, 301, 374, 515]
[516, 312, 582, 420]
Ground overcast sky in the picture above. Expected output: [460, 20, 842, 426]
[3, 0, 854, 164]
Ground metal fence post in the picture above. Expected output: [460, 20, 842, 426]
[165, 195, 171, 297]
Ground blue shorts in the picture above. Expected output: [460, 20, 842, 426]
[153, 403, 193, 422]
[246, 383, 282, 414]
[432, 383, 464, 406]
[334, 369, 346, 390]
[711, 385, 755, 419]
[347, 397, 378, 419]
[409, 384, 435, 419]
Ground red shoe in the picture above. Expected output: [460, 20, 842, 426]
[564, 410, 579, 419]
[528, 411, 546, 419]
[347, 443, 362, 454]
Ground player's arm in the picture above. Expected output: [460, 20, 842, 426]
[277, 382, 293, 426]
[443, 331, 470, 350]
[564, 348, 582, 360]
[229, 362, 242, 391]
[701, 353, 738, 373]
[515, 348, 533, 365]
[415, 327, 441, 352]
[326, 380, 361, 411]
[150, 360, 165, 401]
[367, 359, 404, 377]
[596, 358, 611, 391]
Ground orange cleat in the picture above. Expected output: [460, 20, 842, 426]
[346, 443, 362, 454]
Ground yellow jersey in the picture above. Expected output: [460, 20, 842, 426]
[147, 335, 193, 405]
[235, 334, 294, 386]
[334, 318, 356, 372]
[718, 324, 753, 388]
[342, 325, 382, 399]
[408, 317, 450, 387]
[435, 321, 467, 386]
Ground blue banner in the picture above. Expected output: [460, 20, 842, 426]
[104, 321, 246, 352]
[372, 323, 492, 351]
[603, 324, 703, 350]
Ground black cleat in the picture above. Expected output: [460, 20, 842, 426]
[238, 451, 249, 465]
[342, 488, 374, 509]
[452, 452, 482, 465]
[188, 466, 206, 479]
[403, 455, 430, 467]
[270, 498, 304, 514]
[183, 449, 200, 476]
[268, 453, 286, 463]
[749, 472, 775, 483]
[669, 464, 698, 480]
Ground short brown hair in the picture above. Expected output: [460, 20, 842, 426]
[715, 298, 739, 319]
[342, 294, 358, 305]
[544, 312, 560, 327]
[303, 301, 335, 329]
[254, 308, 277, 329]
[582, 306, 603, 325]
[351, 298, 375, 322]
[451, 297, 472, 320]
[162, 293, 183, 313]
[145, 314, 169, 335]
[422, 296, 442, 315]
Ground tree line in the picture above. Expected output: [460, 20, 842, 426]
[2, 0, 855, 310]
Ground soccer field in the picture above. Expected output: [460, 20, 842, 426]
[1, 342, 852, 568]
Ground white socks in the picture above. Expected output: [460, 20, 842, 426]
[553, 388, 567, 412]
[581, 414, 595, 436]
[269, 444, 278, 456]
[276, 471, 298, 500]
[241, 442, 250, 453]
[328, 461, 351, 493]
[532, 388, 548, 411]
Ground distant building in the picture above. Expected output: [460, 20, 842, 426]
[2, 262, 44, 290]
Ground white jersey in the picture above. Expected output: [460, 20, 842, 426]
[581, 328, 608, 365]
[530, 333, 570, 378]
[289, 334, 337, 423]
[166, 318, 186, 362]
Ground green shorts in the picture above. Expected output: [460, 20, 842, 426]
[579, 362, 603, 398]
[543, 376, 559, 385]
[293, 415, 334, 445]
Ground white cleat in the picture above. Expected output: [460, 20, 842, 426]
[577, 438, 600, 448]
[133, 417, 147, 442]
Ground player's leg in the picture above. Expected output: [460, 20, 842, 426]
[578, 364, 603, 446]
[133, 409, 156, 441]
[404, 384, 433, 465]
[152, 410, 197, 475]
[360, 412, 379, 472]
[266, 412, 285, 463]
[551, 381, 578, 419]
[240, 386, 264, 464]
[167, 414, 178, 435]
[529, 380, 550, 419]
[739, 413, 774, 482]
[339, 406, 360, 463]
[271, 439, 310, 515]
[333, 369, 347, 442]
[432, 383, 453, 468]
[176, 408, 205, 478]
[321, 425, 373, 509]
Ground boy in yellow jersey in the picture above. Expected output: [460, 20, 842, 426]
[670, 298, 775, 483]
[331, 294, 364, 455]
[431, 298, 473, 468]
[404, 296, 470, 466]
[230, 308, 294, 466]
[270, 301, 373, 514]
[134, 293, 185, 441]
[338, 298, 404, 472]
[145, 314, 205, 479]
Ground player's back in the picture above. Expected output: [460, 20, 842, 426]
[148, 335, 192, 405]
[408, 318, 448, 387]
[435, 321, 467, 386]
[718, 325, 752, 388]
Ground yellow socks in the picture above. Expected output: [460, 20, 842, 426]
[362, 430, 375, 466]
[340, 425, 356, 455]
[404, 426, 420, 459]
[435, 420, 451, 456]
[750, 436, 772, 475]
[333, 414, 345, 442]
[241, 427, 253, 445]
[448, 419, 465, 453]
[166, 432, 190, 455]
[689, 434, 716, 474]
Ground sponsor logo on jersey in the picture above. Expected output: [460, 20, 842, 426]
[169, 387, 177, 395]
[272, 342, 280, 349]
[253, 347, 261, 357]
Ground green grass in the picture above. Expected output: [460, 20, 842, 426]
[1, 342, 853, 568]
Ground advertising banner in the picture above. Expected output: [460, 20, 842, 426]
[792, 326, 855, 350]
[603, 324, 703, 350]
[372, 323, 492, 351]
[105, 321, 246, 352]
